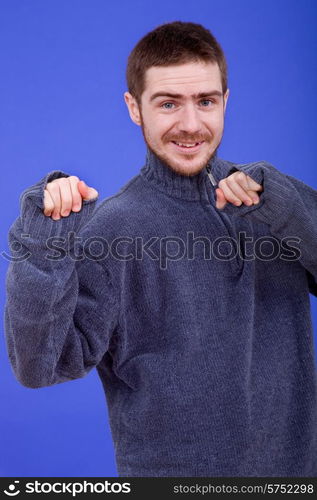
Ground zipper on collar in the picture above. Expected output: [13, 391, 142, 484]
[205, 164, 218, 204]
[205, 163, 242, 276]
[206, 164, 217, 187]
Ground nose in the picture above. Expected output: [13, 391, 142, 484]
[178, 103, 202, 135]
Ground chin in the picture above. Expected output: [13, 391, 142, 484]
[167, 161, 206, 176]
[144, 135, 218, 176]
[161, 151, 215, 177]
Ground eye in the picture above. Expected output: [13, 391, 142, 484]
[200, 99, 215, 107]
[161, 102, 175, 109]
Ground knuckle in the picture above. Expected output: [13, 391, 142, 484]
[45, 180, 55, 189]
[57, 177, 68, 186]
[226, 175, 234, 185]
[47, 182, 60, 195]
[50, 178, 61, 184]
[237, 171, 246, 181]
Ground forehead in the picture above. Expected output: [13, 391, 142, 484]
[143, 61, 222, 97]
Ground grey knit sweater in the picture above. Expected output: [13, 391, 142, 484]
[4, 149, 317, 476]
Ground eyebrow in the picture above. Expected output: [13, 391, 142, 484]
[149, 90, 223, 102]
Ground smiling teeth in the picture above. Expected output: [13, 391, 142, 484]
[175, 142, 200, 147]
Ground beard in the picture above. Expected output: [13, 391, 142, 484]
[139, 113, 222, 177]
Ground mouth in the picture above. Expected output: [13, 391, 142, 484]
[170, 140, 205, 153]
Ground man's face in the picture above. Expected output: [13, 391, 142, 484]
[124, 61, 229, 176]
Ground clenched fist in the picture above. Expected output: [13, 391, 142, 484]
[43, 176, 98, 220]
[215, 171, 263, 210]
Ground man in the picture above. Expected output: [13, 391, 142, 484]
[4, 21, 317, 477]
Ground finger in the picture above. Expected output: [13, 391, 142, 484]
[231, 172, 262, 203]
[215, 188, 227, 209]
[230, 171, 263, 202]
[43, 189, 54, 216]
[77, 180, 89, 201]
[46, 180, 62, 220]
[78, 180, 98, 200]
[232, 171, 263, 193]
[218, 179, 243, 206]
[245, 175, 263, 192]
[226, 176, 253, 205]
[57, 178, 74, 217]
[246, 190, 260, 204]
[68, 176, 82, 212]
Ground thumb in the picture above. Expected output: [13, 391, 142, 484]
[78, 180, 99, 201]
[215, 188, 227, 209]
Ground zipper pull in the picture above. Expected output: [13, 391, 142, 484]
[206, 165, 217, 187]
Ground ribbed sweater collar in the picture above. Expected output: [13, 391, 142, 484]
[140, 147, 220, 202]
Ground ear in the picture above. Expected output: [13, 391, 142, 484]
[124, 92, 142, 126]
[223, 88, 229, 113]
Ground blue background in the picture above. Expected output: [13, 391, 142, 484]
[1, 0, 316, 477]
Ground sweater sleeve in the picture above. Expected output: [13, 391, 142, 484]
[218, 161, 317, 297]
[3, 170, 120, 388]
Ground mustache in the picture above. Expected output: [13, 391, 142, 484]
[166, 136, 210, 143]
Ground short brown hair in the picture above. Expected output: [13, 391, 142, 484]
[126, 21, 228, 105]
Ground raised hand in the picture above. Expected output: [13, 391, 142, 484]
[215, 171, 263, 210]
[43, 176, 98, 220]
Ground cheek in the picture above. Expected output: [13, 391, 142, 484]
[143, 111, 168, 134]
[152, 119, 174, 142]
[214, 113, 225, 128]
[207, 115, 224, 135]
